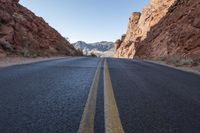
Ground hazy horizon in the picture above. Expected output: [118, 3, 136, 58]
[19, 0, 148, 43]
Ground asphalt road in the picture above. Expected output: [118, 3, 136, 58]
[0, 57, 200, 133]
[108, 58, 200, 133]
[0, 57, 100, 133]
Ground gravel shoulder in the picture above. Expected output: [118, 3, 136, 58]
[145, 60, 200, 75]
[0, 56, 66, 68]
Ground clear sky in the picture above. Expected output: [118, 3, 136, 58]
[19, 0, 149, 43]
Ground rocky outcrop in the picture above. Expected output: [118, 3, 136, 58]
[0, 0, 81, 57]
[135, 0, 200, 61]
[115, 0, 200, 61]
[115, 0, 176, 58]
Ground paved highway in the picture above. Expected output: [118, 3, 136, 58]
[0, 57, 200, 133]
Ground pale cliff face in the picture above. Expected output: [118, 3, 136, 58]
[115, 0, 176, 58]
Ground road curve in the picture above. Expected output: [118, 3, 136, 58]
[0, 57, 200, 133]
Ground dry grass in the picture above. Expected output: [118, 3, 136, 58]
[152, 56, 200, 72]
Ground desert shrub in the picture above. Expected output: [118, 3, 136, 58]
[76, 49, 83, 56]
[0, 39, 14, 52]
[178, 58, 193, 66]
[154, 56, 195, 67]
[90, 52, 97, 57]
[20, 49, 30, 57]
[191, 62, 199, 67]
[157, 56, 167, 61]
[166, 56, 180, 66]
[161, 56, 195, 67]
[20, 49, 45, 57]
[56, 43, 67, 51]
[13, 12, 26, 22]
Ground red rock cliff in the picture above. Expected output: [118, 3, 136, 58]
[135, 0, 200, 61]
[115, 0, 196, 58]
[0, 0, 81, 57]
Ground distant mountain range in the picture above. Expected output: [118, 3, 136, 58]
[72, 41, 115, 57]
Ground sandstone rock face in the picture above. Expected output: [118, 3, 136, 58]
[115, 0, 176, 58]
[135, 0, 200, 61]
[0, 0, 81, 57]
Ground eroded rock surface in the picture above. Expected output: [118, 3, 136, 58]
[115, 0, 176, 58]
[135, 0, 200, 61]
[0, 0, 81, 57]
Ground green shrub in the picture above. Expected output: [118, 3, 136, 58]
[20, 49, 30, 57]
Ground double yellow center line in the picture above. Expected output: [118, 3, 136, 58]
[78, 59, 124, 133]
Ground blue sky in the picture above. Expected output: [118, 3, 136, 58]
[19, 0, 148, 43]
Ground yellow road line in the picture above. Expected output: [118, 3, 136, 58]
[104, 59, 125, 133]
[77, 59, 102, 133]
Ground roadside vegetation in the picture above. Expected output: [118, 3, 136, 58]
[90, 52, 97, 57]
[150, 56, 200, 72]
[83, 53, 97, 57]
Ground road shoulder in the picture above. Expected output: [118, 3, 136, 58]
[143, 59, 200, 75]
[0, 56, 67, 68]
